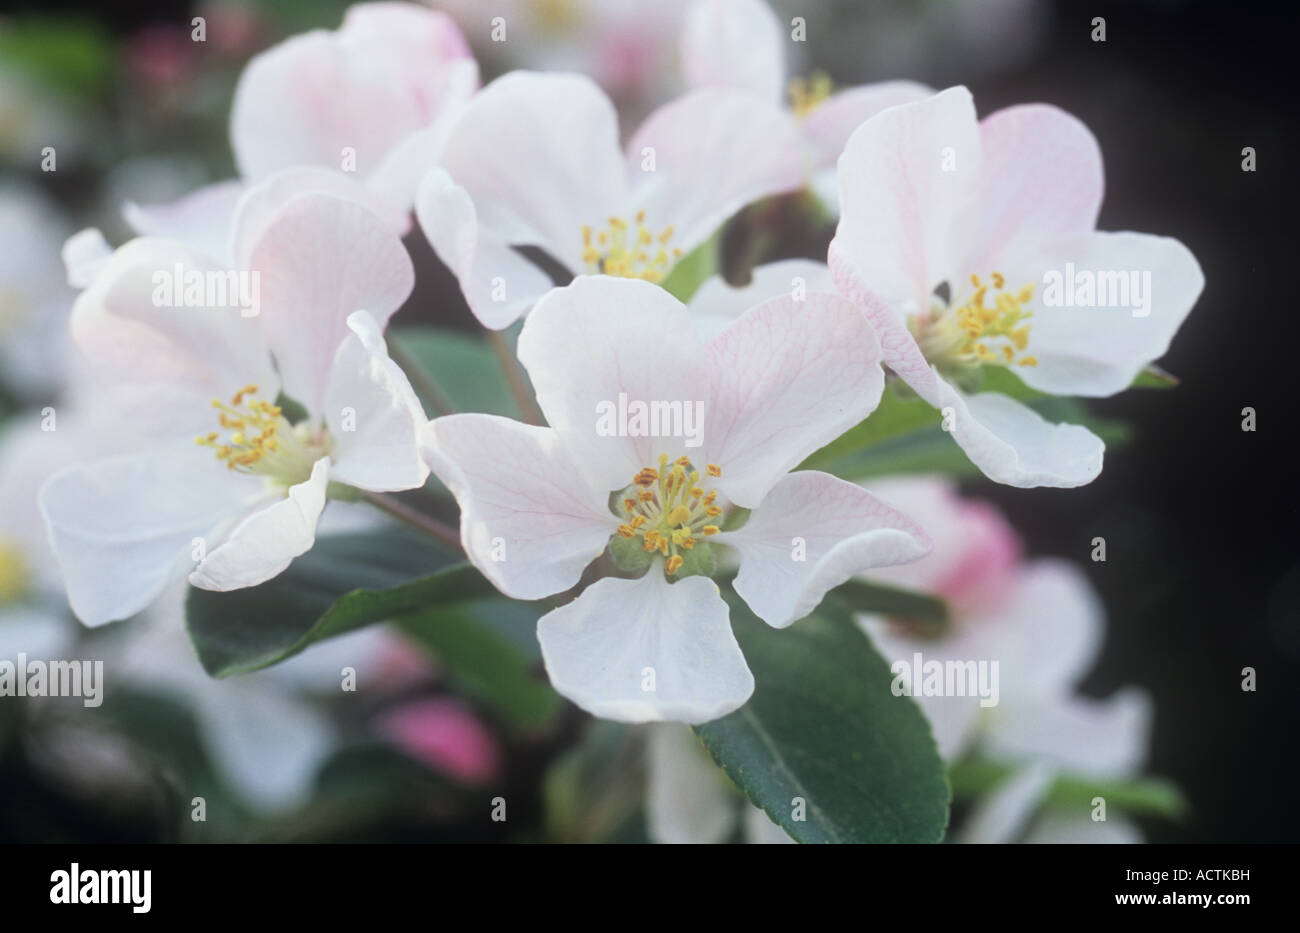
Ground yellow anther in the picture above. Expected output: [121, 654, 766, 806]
[1018, 356, 1038, 367]
[702, 526, 720, 536]
[665, 555, 684, 575]
[705, 505, 723, 518]
[788, 71, 833, 118]
[580, 213, 679, 281]
[706, 464, 721, 477]
[617, 524, 636, 538]
[667, 505, 692, 526]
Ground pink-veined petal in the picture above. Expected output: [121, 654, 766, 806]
[680, 0, 786, 104]
[421, 413, 616, 601]
[721, 470, 931, 628]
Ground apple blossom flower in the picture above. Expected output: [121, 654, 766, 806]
[680, 0, 934, 212]
[830, 86, 1205, 487]
[39, 187, 427, 627]
[686, 257, 834, 338]
[125, 2, 478, 248]
[415, 71, 807, 328]
[859, 477, 1152, 841]
[376, 697, 502, 785]
[421, 274, 931, 723]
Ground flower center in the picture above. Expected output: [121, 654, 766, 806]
[0, 539, 28, 605]
[581, 212, 683, 283]
[913, 272, 1039, 373]
[617, 454, 723, 576]
[789, 71, 833, 118]
[195, 384, 328, 485]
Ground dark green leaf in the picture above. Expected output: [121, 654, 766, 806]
[693, 597, 950, 843]
[185, 529, 485, 677]
[389, 326, 520, 418]
[949, 757, 1188, 820]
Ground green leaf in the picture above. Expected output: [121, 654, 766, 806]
[389, 326, 520, 418]
[828, 578, 949, 629]
[948, 757, 1188, 820]
[693, 597, 950, 843]
[661, 233, 719, 303]
[398, 600, 560, 731]
[185, 529, 489, 677]
[1131, 364, 1179, 389]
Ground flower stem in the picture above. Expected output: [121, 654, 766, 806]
[388, 339, 457, 417]
[360, 490, 462, 552]
[488, 328, 545, 426]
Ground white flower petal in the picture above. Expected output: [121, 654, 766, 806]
[680, 0, 785, 104]
[988, 689, 1153, 779]
[39, 443, 251, 626]
[704, 291, 884, 507]
[832, 85, 982, 312]
[627, 88, 805, 254]
[324, 310, 429, 491]
[61, 227, 113, 288]
[436, 71, 629, 269]
[802, 80, 937, 170]
[246, 192, 414, 414]
[415, 167, 557, 329]
[722, 471, 931, 628]
[70, 237, 277, 437]
[940, 379, 1105, 488]
[687, 258, 833, 338]
[189, 456, 331, 592]
[957, 760, 1055, 844]
[537, 572, 753, 724]
[646, 723, 738, 844]
[517, 276, 709, 493]
[1001, 231, 1204, 397]
[421, 414, 615, 600]
[123, 179, 246, 266]
[1023, 813, 1142, 844]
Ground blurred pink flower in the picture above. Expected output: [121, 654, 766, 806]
[377, 698, 502, 785]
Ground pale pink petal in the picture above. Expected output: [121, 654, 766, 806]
[69, 237, 276, 437]
[189, 456, 331, 591]
[681, 0, 786, 104]
[802, 80, 937, 169]
[721, 471, 931, 628]
[957, 760, 1055, 844]
[324, 310, 429, 492]
[517, 276, 710, 494]
[704, 291, 884, 507]
[831, 85, 982, 313]
[421, 414, 616, 601]
[537, 572, 753, 724]
[231, 167, 409, 271]
[967, 559, 1104, 699]
[123, 179, 246, 266]
[627, 88, 805, 254]
[246, 192, 414, 415]
[415, 167, 557, 329]
[61, 227, 112, 289]
[39, 442, 252, 626]
[967, 102, 1104, 273]
[687, 258, 833, 338]
[231, 6, 476, 186]
[435, 71, 629, 270]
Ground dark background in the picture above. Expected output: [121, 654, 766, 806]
[2, 0, 1295, 843]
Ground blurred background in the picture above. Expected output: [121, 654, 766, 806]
[1, 0, 1295, 842]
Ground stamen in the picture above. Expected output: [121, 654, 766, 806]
[580, 213, 683, 282]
